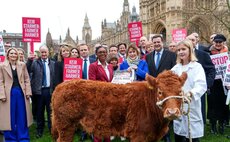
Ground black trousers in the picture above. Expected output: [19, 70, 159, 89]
[31, 95, 38, 121]
[36, 88, 51, 134]
[201, 93, 206, 124]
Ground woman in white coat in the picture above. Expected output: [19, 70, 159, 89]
[171, 39, 207, 142]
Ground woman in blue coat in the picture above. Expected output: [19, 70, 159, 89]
[120, 43, 149, 81]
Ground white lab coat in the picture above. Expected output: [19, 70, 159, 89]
[171, 61, 207, 138]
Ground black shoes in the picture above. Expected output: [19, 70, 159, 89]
[210, 124, 217, 134]
[36, 131, 43, 138]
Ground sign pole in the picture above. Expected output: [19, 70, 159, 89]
[135, 40, 139, 47]
[30, 42, 34, 53]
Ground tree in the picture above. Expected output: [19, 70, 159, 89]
[182, 0, 230, 45]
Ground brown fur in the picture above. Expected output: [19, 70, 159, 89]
[51, 70, 187, 142]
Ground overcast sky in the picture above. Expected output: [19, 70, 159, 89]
[0, 0, 139, 47]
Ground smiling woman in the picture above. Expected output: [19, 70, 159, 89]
[0, 47, 33, 142]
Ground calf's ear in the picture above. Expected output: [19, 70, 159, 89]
[146, 74, 156, 89]
[179, 72, 187, 86]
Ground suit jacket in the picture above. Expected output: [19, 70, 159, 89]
[195, 49, 215, 88]
[27, 58, 55, 95]
[0, 62, 33, 130]
[197, 44, 210, 53]
[89, 54, 97, 62]
[54, 60, 64, 88]
[146, 49, 176, 77]
[88, 61, 113, 82]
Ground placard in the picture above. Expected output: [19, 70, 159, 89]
[63, 58, 83, 81]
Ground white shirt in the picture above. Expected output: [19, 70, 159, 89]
[171, 61, 207, 138]
[154, 49, 163, 65]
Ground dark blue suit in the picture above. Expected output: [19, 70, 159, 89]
[146, 49, 176, 77]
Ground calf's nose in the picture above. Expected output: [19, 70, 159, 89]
[164, 108, 181, 119]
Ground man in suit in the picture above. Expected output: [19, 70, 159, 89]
[79, 43, 96, 80]
[146, 34, 176, 142]
[192, 32, 209, 52]
[186, 34, 216, 125]
[146, 34, 176, 77]
[27, 45, 55, 138]
[78, 43, 95, 141]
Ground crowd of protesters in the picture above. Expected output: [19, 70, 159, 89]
[0, 32, 229, 142]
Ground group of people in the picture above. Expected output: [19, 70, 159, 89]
[0, 32, 228, 142]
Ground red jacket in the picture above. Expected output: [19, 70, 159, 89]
[88, 61, 113, 82]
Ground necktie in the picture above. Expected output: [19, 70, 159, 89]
[42, 60, 47, 87]
[83, 59, 87, 79]
[155, 52, 160, 69]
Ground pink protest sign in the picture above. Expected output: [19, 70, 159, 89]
[0, 56, 5, 62]
[128, 22, 143, 46]
[63, 58, 83, 81]
[22, 17, 41, 42]
[172, 29, 187, 43]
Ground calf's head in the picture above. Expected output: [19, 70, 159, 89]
[146, 70, 187, 120]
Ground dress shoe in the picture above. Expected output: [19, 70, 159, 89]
[36, 131, 42, 139]
[211, 123, 217, 134]
[36, 133, 42, 138]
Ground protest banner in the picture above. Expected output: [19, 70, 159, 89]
[128, 22, 143, 46]
[172, 28, 187, 43]
[223, 60, 230, 86]
[112, 70, 134, 84]
[22, 17, 41, 53]
[0, 56, 5, 62]
[0, 35, 5, 56]
[63, 58, 83, 81]
[210, 52, 229, 80]
[0, 35, 6, 62]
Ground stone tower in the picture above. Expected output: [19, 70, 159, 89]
[82, 13, 92, 44]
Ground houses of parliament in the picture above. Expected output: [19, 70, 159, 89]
[4, 0, 227, 54]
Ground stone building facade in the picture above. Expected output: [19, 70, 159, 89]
[1, 31, 28, 56]
[139, 0, 230, 45]
[95, 0, 139, 46]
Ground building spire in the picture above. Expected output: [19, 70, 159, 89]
[83, 13, 91, 28]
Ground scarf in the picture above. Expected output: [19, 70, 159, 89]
[210, 45, 228, 55]
[127, 56, 140, 67]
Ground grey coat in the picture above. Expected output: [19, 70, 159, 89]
[27, 58, 55, 95]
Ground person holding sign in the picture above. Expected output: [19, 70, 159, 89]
[54, 44, 70, 88]
[120, 43, 149, 81]
[89, 45, 113, 142]
[207, 34, 229, 134]
[0, 48, 33, 142]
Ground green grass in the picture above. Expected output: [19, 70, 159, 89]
[29, 123, 230, 142]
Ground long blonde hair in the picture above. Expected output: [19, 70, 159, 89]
[176, 39, 197, 64]
[57, 45, 70, 61]
[5, 47, 20, 64]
